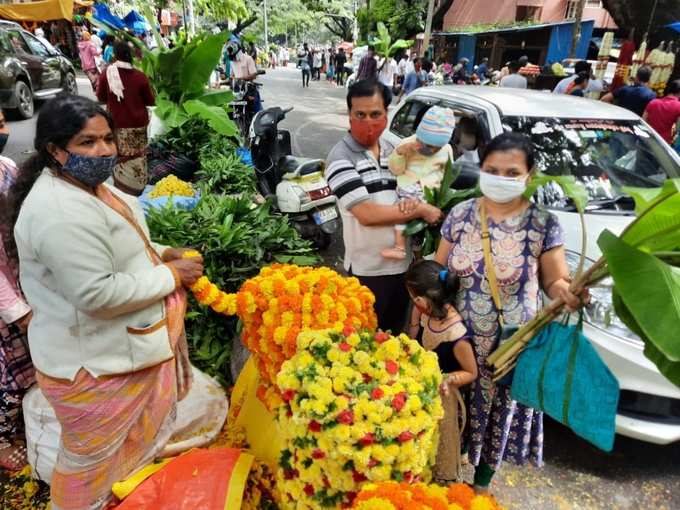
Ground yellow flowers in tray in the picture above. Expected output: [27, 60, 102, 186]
[148, 175, 195, 198]
[276, 329, 444, 509]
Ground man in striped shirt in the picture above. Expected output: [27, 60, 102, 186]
[325, 79, 442, 333]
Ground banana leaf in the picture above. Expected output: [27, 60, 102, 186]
[195, 90, 235, 107]
[523, 172, 589, 214]
[598, 230, 680, 363]
[180, 31, 229, 99]
[183, 100, 239, 137]
[156, 97, 189, 128]
[621, 179, 680, 252]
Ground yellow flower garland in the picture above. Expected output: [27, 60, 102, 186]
[276, 329, 444, 509]
[181, 252, 377, 404]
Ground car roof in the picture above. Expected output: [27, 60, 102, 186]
[415, 85, 640, 121]
[0, 21, 23, 29]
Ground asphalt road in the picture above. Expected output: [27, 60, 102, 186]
[259, 65, 680, 510]
[4, 69, 679, 509]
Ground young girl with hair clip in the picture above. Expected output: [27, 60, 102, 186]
[405, 259, 478, 484]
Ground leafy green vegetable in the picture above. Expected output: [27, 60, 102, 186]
[148, 177, 319, 385]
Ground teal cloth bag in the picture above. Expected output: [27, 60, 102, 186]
[510, 319, 620, 451]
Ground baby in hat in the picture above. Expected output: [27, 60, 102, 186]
[382, 106, 455, 260]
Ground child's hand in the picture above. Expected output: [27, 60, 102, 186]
[439, 380, 451, 397]
[396, 140, 422, 157]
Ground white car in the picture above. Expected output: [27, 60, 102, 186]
[383, 86, 680, 445]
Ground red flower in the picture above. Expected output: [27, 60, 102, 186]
[309, 420, 322, 432]
[392, 392, 407, 412]
[343, 326, 355, 336]
[362, 373, 372, 383]
[304, 484, 315, 497]
[352, 470, 368, 483]
[282, 389, 296, 402]
[375, 331, 390, 343]
[385, 360, 399, 375]
[339, 342, 352, 352]
[360, 433, 375, 446]
[346, 491, 358, 502]
[368, 457, 379, 468]
[283, 468, 299, 480]
[398, 431, 414, 443]
[404, 471, 414, 483]
[312, 448, 326, 459]
[371, 387, 384, 400]
[337, 410, 354, 425]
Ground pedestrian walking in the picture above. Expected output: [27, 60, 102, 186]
[97, 41, 155, 196]
[644, 80, 680, 145]
[101, 34, 115, 65]
[0, 109, 35, 473]
[335, 48, 347, 86]
[77, 31, 101, 92]
[324, 79, 442, 333]
[298, 43, 312, 87]
[377, 55, 398, 90]
[601, 67, 656, 117]
[434, 132, 584, 494]
[313, 49, 322, 81]
[356, 45, 378, 82]
[327, 48, 336, 81]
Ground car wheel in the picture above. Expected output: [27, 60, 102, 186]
[64, 72, 78, 95]
[13, 81, 34, 119]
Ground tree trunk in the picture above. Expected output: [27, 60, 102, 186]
[569, 0, 587, 58]
[433, 0, 456, 31]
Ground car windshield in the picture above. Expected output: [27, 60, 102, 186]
[502, 116, 680, 211]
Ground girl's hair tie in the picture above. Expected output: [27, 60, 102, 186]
[439, 269, 449, 283]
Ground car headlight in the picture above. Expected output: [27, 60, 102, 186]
[564, 250, 641, 343]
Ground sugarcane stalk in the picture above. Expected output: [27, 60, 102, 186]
[487, 257, 607, 371]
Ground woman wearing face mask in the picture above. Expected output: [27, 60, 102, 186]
[434, 132, 583, 493]
[6, 95, 203, 509]
[0, 109, 35, 472]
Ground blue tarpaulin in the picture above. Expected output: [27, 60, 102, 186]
[547, 20, 595, 63]
[93, 2, 124, 30]
[457, 34, 477, 71]
[123, 10, 150, 35]
[667, 22, 680, 33]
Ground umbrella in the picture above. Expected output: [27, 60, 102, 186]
[667, 22, 680, 33]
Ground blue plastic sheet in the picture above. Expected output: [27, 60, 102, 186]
[139, 185, 200, 215]
[236, 147, 253, 167]
[93, 2, 125, 30]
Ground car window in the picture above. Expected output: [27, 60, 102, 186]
[503, 116, 680, 211]
[22, 33, 50, 57]
[0, 32, 12, 54]
[390, 99, 438, 138]
[6, 30, 30, 54]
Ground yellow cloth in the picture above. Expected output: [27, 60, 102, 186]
[0, 0, 74, 21]
[229, 358, 283, 468]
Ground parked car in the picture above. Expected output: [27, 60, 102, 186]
[384, 86, 680, 445]
[0, 21, 78, 119]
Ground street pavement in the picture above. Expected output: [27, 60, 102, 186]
[4, 69, 680, 509]
[259, 65, 680, 510]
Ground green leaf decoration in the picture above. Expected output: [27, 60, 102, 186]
[620, 182, 680, 253]
[155, 97, 189, 129]
[523, 172, 588, 214]
[598, 229, 680, 362]
[193, 90, 235, 107]
[183, 100, 238, 137]
[403, 219, 427, 236]
[179, 31, 230, 98]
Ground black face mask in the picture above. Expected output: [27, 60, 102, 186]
[0, 133, 8, 154]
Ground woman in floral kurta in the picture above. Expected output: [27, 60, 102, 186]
[434, 132, 582, 492]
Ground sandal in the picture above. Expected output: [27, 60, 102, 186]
[0, 441, 28, 471]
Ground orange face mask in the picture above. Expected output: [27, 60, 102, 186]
[350, 116, 387, 147]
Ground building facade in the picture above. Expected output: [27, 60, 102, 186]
[443, 0, 617, 31]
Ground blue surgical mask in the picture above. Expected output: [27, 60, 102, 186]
[61, 152, 117, 187]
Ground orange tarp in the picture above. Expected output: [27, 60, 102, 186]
[0, 0, 75, 22]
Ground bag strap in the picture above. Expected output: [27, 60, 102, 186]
[480, 202, 505, 328]
[561, 312, 584, 424]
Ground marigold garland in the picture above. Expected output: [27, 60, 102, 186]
[182, 253, 377, 403]
[352, 481, 505, 510]
[276, 329, 444, 509]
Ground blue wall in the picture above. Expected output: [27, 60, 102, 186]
[547, 20, 595, 64]
[457, 34, 477, 70]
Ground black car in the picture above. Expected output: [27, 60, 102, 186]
[0, 21, 78, 119]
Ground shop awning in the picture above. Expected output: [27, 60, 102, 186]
[0, 0, 75, 22]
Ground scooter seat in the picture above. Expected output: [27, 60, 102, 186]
[280, 156, 324, 178]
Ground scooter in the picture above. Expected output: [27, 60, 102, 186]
[249, 106, 339, 249]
